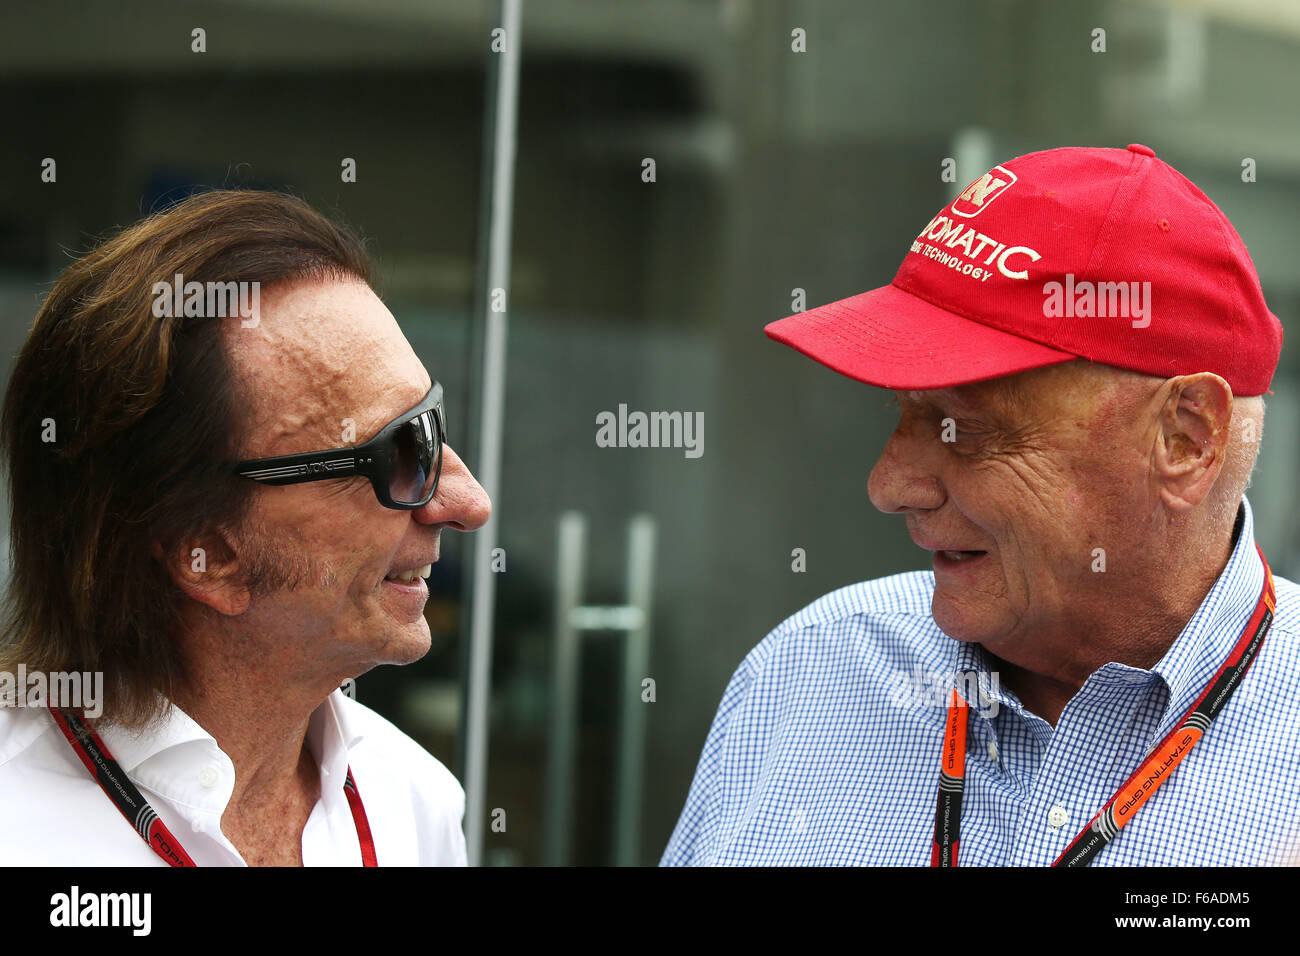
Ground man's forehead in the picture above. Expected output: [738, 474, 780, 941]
[896, 363, 1151, 426]
[229, 277, 429, 451]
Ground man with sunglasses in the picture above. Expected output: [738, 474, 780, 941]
[0, 190, 491, 866]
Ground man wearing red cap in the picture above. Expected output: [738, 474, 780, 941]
[662, 145, 1299, 866]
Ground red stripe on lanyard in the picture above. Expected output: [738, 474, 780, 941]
[344, 769, 379, 867]
[932, 544, 1274, 867]
[49, 706, 197, 867]
[51, 707, 377, 867]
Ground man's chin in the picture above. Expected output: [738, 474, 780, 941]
[931, 593, 1000, 644]
[372, 618, 433, 666]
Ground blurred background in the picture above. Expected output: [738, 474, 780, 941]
[1, 0, 1298, 866]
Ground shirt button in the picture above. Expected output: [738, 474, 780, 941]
[192, 819, 205, 833]
[1048, 804, 1069, 828]
[198, 767, 220, 788]
[987, 740, 999, 761]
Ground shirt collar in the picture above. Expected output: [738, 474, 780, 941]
[307, 690, 367, 788]
[97, 688, 365, 779]
[95, 696, 212, 774]
[952, 640, 1012, 719]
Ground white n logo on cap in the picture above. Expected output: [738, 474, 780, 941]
[951, 165, 1018, 218]
[960, 174, 1005, 205]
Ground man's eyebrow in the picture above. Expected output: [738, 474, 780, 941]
[901, 388, 972, 412]
[898, 389, 942, 407]
[896, 385, 1024, 421]
[949, 380, 1023, 416]
[372, 381, 433, 425]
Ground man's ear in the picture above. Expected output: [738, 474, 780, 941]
[1151, 373, 1233, 513]
[151, 529, 251, 616]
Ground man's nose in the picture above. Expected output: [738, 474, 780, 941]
[415, 443, 492, 530]
[867, 421, 945, 514]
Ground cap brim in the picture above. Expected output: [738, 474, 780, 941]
[765, 283, 1079, 390]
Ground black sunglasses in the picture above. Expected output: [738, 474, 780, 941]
[234, 383, 445, 511]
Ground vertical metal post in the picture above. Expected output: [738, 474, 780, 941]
[951, 127, 993, 200]
[542, 513, 657, 866]
[463, 0, 522, 868]
[613, 515, 656, 866]
[542, 512, 586, 866]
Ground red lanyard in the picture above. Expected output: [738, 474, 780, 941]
[932, 544, 1275, 867]
[50, 707, 378, 867]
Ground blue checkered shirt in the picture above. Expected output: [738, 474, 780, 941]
[661, 496, 1300, 865]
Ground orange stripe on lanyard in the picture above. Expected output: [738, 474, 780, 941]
[930, 687, 969, 866]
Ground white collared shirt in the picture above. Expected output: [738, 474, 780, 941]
[0, 689, 467, 866]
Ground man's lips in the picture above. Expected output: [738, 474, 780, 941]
[382, 575, 428, 593]
[909, 535, 988, 555]
[381, 572, 430, 622]
[932, 550, 988, 569]
[385, 563, 433, 584]
[909, 535, 990, 571]
[384, 553, 438, 585]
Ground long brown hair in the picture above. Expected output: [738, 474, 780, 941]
[0, 189, 373, 728]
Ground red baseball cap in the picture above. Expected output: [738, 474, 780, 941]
[765, 144, 1283, 396]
